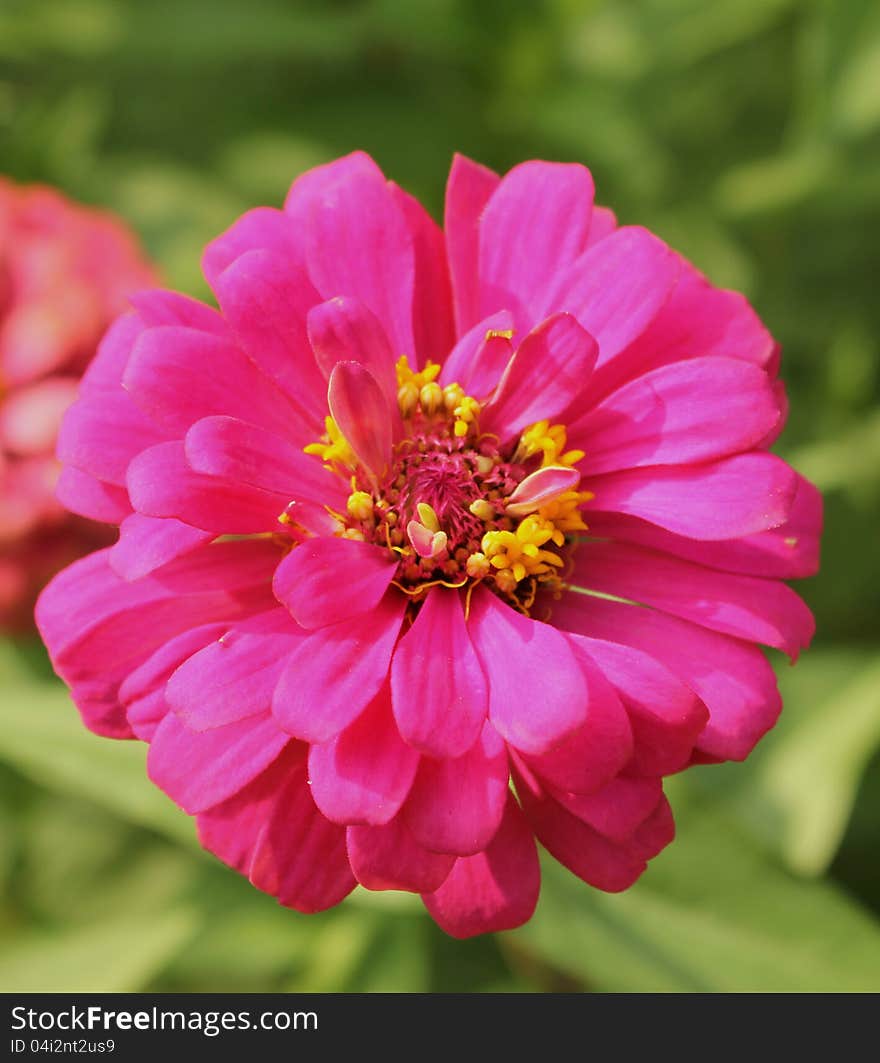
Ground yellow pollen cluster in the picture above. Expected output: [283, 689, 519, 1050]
[534, 489, 594, 542]
[303, 416, 356, 469]
[395, 356, 481, 435]
[478, 519, 565, 585]
[516, 420, 584, 467]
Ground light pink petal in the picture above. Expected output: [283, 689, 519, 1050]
[272, 594, 405, 742]
[147, 709, 289, 814]
[184, 415, 345, 507]
[554, 592, 783, 761]
[201, 207, 301, 289]
[569, 541, 814, 658]
[422, 795, 540, 939]
[273, 537, 397, 630]
[212, 249, 326, 428]
[549, 776, 664, 843]
[444, 153, 500, 336]
[404, 721, 509, 856]
[390, 589, 488, 758]
[584, 452, 798, 540]
[248, 754, 356, 914]
[308, 688, 420, 826]
[130, 289, 228, 336]
[347, 817, 455, 893]
[506, 465, 581, 516]
[481, 313, 598, 441]
[0, 377, 79, 456]
[327, 360, 392, 476]
[123, 326, 305, 440]
[522, 642, 633, 795]
[389, 180, 455, 366]
[127, 440, 287, 533]
[109, 514, 211, 581]
[438, 309, 514, 393]
[542, 226, 680, 366]
[307, 296, 398, 410]
[584, 473, 822, 580]
[477, 161, 595, 332]
[166, 607, 305, 731]
[57, 393, 167, 486]
[55, 466, 131, 524]
[571, 357, 783, 475]
[468, 588, 587, 755]
[569, 631, 708, 775]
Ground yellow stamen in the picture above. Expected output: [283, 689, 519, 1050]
[304, 415, 356, 469]
[346, 490, 374, 522]
[517, 420, 583, 468]
[416, 502, 440, 532]
[468, 499, 495, 522]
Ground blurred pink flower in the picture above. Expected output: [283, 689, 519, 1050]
[36, 153, 820, 937]
[0, 177, 155, 629]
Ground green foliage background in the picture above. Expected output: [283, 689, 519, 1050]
[1, 0, 879, 992]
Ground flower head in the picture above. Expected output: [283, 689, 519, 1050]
[0, 178, 155, 630]
[37, 153, 821, 937]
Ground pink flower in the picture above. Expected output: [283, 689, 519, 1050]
[36, 153, 821, 937]
[0, 177, 156, 630]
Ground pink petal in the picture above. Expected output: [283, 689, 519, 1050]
[347, 817, 455, 893]
[444, 153, 500, 336]
[482, 313, 598, 441]
[506, 465, 581, 516]
[389, 180, 455, 366]
[130, 289, 228, 336]
[0, 377, 80, 456]
[109, 514, 211, 581]
[543, 226, 680, 366]
[584, 452, 798, 540]
[327, 360, 392, 476]
[185, 415, 345, 507]
[554, 592, 783, 761]
[422, 795, 540, 939]
[274, 537, 398, 630]
[403, 721, 509, 856]
[127, 440, 288, 533]
[549, 775, 664, 843]
[478, 160, 595, 332]
[468, 588, 587, 755]
[166, 607, 305, 730]
[307, 296, 398, 410]
[57, 393, 167, 486]
[308, 688, 420, 825]
[202, 207, 301, 289]
[55, 466, 131, 524]
[390, 589, 488, 758]
[272, 595, 405, 742]
[569, 541, 814, 658]
[572, 357, 783, 475]
[78, 313, 145, 395]
[439, 309, 514, 393]
[147, 710, 290, 814]
[585, 205, 617, 246]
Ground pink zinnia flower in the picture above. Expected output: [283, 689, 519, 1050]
[0, 177, 155, 630]
[37, 153, 821, 938]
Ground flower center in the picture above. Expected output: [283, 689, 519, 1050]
[300, 354, 593, 614]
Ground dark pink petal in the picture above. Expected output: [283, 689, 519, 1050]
[307, 296, 398, 410]
[147, 710, 289, 814]
[568, 631, 708, 775]
[202, 207, 301, 289]
[444, 153, 500, 336]
[570, 541, 814, 659]
[439, 309, 514, 394]
[167, 608, 305, 731]
[422, 795, 540, 939]
[543, 226, 680, 365]
[327, 360, 393, 476]
[482, 313, 598, 441]
[57, 393, 167, 486]
[478, 161, 594, 331]
[248, 754, 356, 914]
[584, 473, 822, 580]
[554, 593, 782, 761]
[390, 589, 488, 758]
[404, 721, 509, 856]
[123, 326, 304, 440]
[522, 642, 633, 794]
[127, 440, 288, 533]
[308, 688, 420, 826]
[572, 357, 782, 475]
[109, 514, 212, 581]
[347, 817, 455, 893]
[272, 594, 406, 743]
[55, 467, 131, 524]
[274, 537, 398, 630]
[185, 415, 345, 507]
[584, 452, 798, 540]
[468, 588, 587, 755]
[389, 180, 455, 366]
[549, 775, 664, 843]
[130, 289, 228, 336]
[212, 249, 326, 427]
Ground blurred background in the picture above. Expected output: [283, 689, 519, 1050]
[1, 0, 879, 992]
